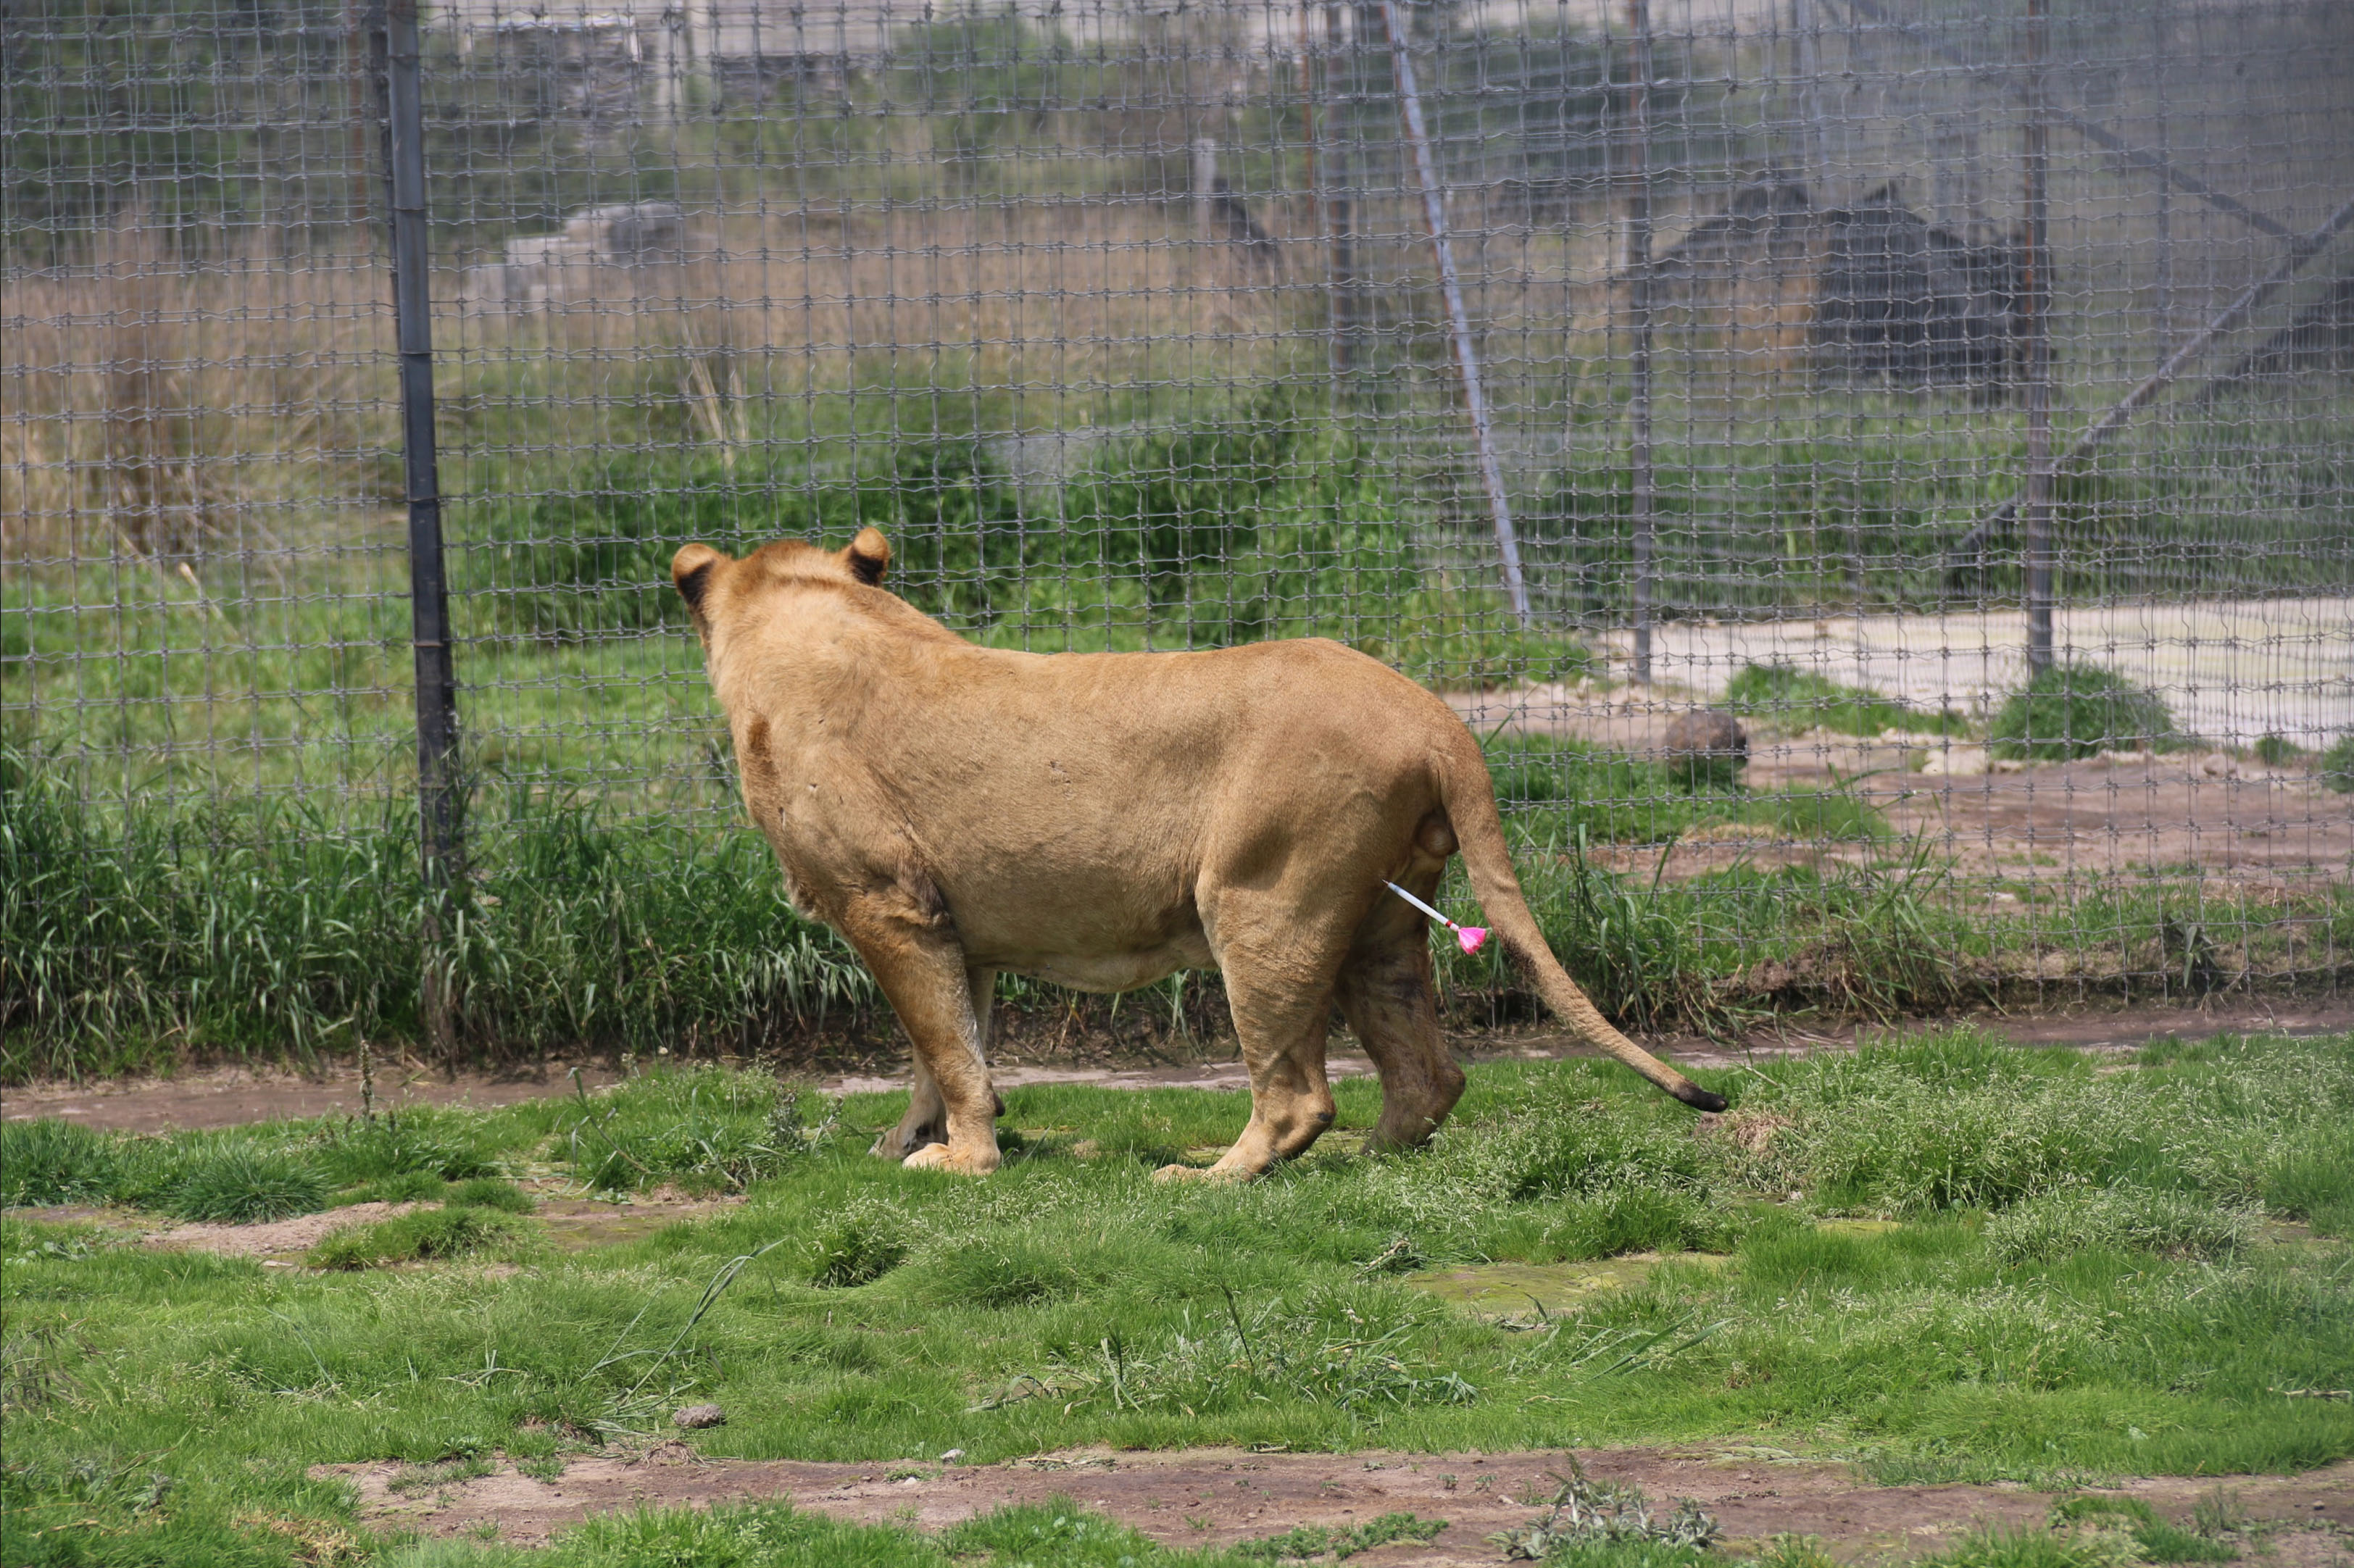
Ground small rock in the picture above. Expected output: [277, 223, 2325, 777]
[1992, 756, 2027, 773]
[2200, 751, 2241, 778]
[672, 1404, 725, 1430]
[1921, 745, 1990, 777]
[1662, 710, 1747, 786]
[1663, 709, 1748, 761]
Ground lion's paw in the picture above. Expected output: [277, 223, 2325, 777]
[1153, 1161, 1249, 1184]
[902, 1142, 1000, 1176]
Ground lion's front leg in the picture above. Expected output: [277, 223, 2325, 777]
[870, 969, 1000, 1162]
[849, 917, 1002, 1177]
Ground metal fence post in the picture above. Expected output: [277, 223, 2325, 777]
[1625, 0, 1656, 683]
[1380, 0, 1531, 626]
[2020, 0, 2055, 673]
[378, 0, 463, 1059]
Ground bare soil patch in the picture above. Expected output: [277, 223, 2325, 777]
[16, 1190, 742, 1263]
[318, 1445, 2354, 1564]
[0, 1059, 625, 1135]
[138, 1201, 425, 1261]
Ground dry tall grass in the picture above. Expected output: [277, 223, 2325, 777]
[5, 201, 1349, 572]
[2, 220, 397, 567]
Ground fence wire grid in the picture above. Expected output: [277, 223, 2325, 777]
[5, 0, 2353, 1067]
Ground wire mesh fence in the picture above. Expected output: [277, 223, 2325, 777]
[6, 0, 2353, 1071]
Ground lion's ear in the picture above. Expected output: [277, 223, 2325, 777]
[845, 526, 891, 588]
[672, 543, 727, 623]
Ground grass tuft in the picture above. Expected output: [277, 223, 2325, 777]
[315, 1111, 508, 1185]
[308, 1204, 531, 1269]
[561, 1065, 831, 1194]
[2262, 1119, 2354, 1238]
[1984, 1186, 2255, 1264]
[2052, 1498, 2238, 1564]
[1236, 1511, 1447, 1559]
[1922, 1529, 2136, 1568]
[0, 1119, 120, 1208]
[1989, 664, 2176, 761]
[162, 1145, 329, 1225]
[808, 1198, 911, 1288]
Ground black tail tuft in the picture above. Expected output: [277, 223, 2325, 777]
[1677, 1083, 1729, 1113]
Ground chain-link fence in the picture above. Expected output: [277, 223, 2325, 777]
[6, 0, 2352, 1071]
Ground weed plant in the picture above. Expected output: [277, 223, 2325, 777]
[447, 1178, 536, 1214]
[3, 1033, 2352, 1564]
[1989, 664, 2178, 761]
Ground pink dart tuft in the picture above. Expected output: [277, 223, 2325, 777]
[1455, 926, 1488, 955]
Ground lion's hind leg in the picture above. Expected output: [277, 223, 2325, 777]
[1336, 932, 1465, 1154]
[1157, 921, 1348, 1183]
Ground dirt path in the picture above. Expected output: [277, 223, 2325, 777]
[9, 1002, 2353, 1135]
[320, 1444, 2354, 1563]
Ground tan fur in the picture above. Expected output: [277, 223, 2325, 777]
[673, 529, 1725, 1179]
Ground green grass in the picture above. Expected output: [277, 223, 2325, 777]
[4, 1034, 2352, 1565]
[307, 1204, 534, 1269]
[12, 733, 2354, 1079]
[159, 1145, 332, 1225]
[1989, 664, 2178, 762]
[0, 1067, 844, 1225]
[1724, 664, 1966, 738]
[1485, 736, 1887, 851]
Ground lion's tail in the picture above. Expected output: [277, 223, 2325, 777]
[1436, 739, 1727, 1113]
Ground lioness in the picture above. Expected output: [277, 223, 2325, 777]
[674, 527, 1726, 1178]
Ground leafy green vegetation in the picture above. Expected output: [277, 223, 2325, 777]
[1724, 663, 1966, 738]
[2253, 734, 2303, 768]
[1989, 664, 2178, 761]
[459, 412, 1589, 688]
[2, 1033, 2350, 1568]
[2322, 734, 2354, 793]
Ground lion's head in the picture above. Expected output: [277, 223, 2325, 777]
[670, 527, 894, 651]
